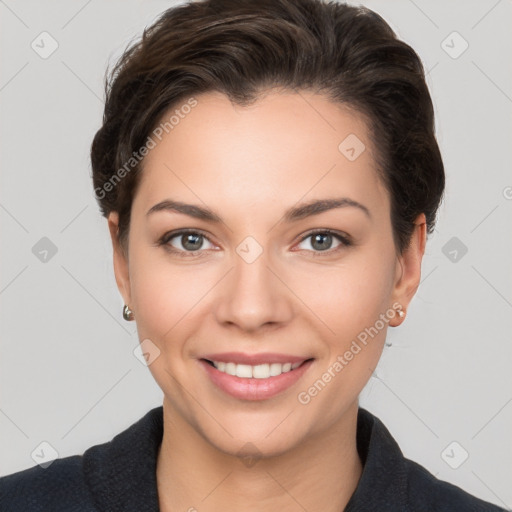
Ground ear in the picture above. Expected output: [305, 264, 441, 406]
[107, 212, 132, 307]
[389, 213, 427, 327]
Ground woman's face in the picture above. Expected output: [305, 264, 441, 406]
[109, 90, 425, 457]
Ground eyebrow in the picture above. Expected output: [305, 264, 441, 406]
[146, 197, 371, 223]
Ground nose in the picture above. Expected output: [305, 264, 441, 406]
[213, 246, 294, 333]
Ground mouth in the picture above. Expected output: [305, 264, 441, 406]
[198, 356, 315, 401]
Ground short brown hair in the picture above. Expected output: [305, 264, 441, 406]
[91, 0, 445, 254]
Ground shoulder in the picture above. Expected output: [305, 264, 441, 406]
[0, 406, 163, 511]
[0, 455, 97, 512]
[352, 408, 508, 512]
[402, 457, 507, 511]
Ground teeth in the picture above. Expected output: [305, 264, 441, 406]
[236, 364, 253, 378]
[253, 363, 270, 378]
[211, 360, 303, 378]
[270, 363, 282, 376]
[225, 362, 236, 376]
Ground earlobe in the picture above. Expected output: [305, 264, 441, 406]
[389, 213, 427, 327]
[107, 212, 132, 308]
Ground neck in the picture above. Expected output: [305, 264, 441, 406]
[156, 398, 363, 512]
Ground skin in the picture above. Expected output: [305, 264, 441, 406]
[108, 89, 426, 512]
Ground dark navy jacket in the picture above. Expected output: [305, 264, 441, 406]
[0, 406, 507, 511]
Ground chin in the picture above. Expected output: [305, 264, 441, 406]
[206, 426, 304, 461]
[194, 406, 313, 459]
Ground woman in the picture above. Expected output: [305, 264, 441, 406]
[0, 0, 507, 510]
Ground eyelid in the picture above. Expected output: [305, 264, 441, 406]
[297, 228, 352, 245]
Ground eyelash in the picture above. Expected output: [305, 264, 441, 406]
[157, 228, 352, 258]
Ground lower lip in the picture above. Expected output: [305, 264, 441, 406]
[199, 359, 314, 401]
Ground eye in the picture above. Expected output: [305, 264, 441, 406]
[158, 229, 215, 256]
[296, 229, 352, 255]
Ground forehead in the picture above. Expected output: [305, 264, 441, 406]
[135, 90, 388, 218]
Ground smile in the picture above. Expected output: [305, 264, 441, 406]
[199, 357, 315, 401]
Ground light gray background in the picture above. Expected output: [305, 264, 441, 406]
[1, 0, 511, 508]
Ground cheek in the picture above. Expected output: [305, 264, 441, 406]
[303, 254, 396, 337]
[295, 265, 394, 419]
[304, 248, 396, 379]
[128, 254, 207, 394]
[128, 246, 202, 346]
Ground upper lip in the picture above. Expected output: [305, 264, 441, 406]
[201, 352, 312, 365]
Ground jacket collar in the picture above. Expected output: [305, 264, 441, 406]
[83, 405, 407, 511]
[345, 408, 408, 511]
[83, 406, 163, 512]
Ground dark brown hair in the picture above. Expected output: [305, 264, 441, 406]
[91, 0, 445, 254]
